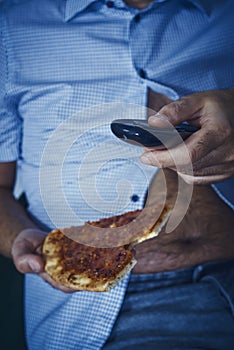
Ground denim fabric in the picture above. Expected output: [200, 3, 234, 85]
[103, 259, 234, 350]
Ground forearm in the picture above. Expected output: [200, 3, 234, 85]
[0, 188, 38, 258]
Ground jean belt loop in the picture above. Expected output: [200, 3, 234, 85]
[192, 264, 204, 282]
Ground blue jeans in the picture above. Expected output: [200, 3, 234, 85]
[103, 259, 234, 350]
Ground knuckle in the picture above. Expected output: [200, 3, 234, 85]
[188, 141, 207, 163]
[14, 260, 25, 273]
[188, 148, 197, 163]
[178, 173, 195, 185]
[175, 97, 190, 111]
[224, 125, 234, 140]
[168, 101, 184, 116]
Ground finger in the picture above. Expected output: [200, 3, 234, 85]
[192, 154, 231, 174]
[141, 148, 183, 169]
[13, 248, 44, 274]
[40, 272, 76, 293]
[141, 126, 220, 169]
[192, 141, 234, 173]
[13, 228, 47, 250]
[178, 172, 230, 185]
[193, 162, 234, 178]
[141, 143, 189, 169]
[148, 94, 204, 128]
[177, 160, 234, 184]
[12, 229, 46, 274]
[145, 155, 234, 183]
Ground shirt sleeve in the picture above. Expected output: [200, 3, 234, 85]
[0, 18, 22, 162]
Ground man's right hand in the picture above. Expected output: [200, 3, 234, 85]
[11, 229, 75, 293]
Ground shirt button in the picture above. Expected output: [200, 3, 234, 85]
[106, 1, 114, 7]
[139, 69, 146, 79]
[131, 194, 140, 202]
[135, 14, 141, 23]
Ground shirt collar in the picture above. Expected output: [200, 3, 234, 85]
[64, 0, 97, 22]
[64, 0, 209, 22]
[188, 0, 210, 15]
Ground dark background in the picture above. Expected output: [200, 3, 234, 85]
[0, 254, 27, 350]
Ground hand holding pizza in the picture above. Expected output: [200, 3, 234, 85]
[10, 204, 170, 293]
[11, 229, 74, 293]
[141, 89, 234, 184]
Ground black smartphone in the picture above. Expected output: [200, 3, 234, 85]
[110, 119, 199, 148]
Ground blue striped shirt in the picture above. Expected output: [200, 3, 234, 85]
[1, 0, 234, 349]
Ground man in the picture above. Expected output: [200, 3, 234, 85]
[0, 0, 234, 349]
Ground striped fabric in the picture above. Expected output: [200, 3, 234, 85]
[1, 0, 234, 349]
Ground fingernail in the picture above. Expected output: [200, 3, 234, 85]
[28, 260, 41, 273]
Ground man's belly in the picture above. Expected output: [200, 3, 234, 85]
[132, 169, 234, 273]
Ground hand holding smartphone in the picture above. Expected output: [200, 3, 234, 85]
[111, 119, 199, 148]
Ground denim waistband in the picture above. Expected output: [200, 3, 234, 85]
[104, 259, 234, 350]
[128, 258, 234, 292]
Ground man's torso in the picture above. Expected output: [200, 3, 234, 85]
[1, 0, 234, 272]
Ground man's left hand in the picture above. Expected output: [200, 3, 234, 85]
[141, 89, 234, 184]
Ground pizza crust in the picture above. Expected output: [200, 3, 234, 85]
[43, 205, 171, 292]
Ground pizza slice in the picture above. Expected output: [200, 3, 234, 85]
[42, 205, 171, 292]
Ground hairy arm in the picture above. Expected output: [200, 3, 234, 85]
[0, 162, 38, 257]
[0, 162, 73, 292]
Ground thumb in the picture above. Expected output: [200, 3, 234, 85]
[12, 229, 46, 274]
[14, 250, 44, 274]
[148, 94, 203, 128]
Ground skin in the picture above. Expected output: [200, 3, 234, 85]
[124, 0, 154, 9]
[4, 88, 234, 283]
[125, 0, 154, 9]
[141, 89, 234, 184]
[132, 168, 234, 273]
[0, 162, 74, 292]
